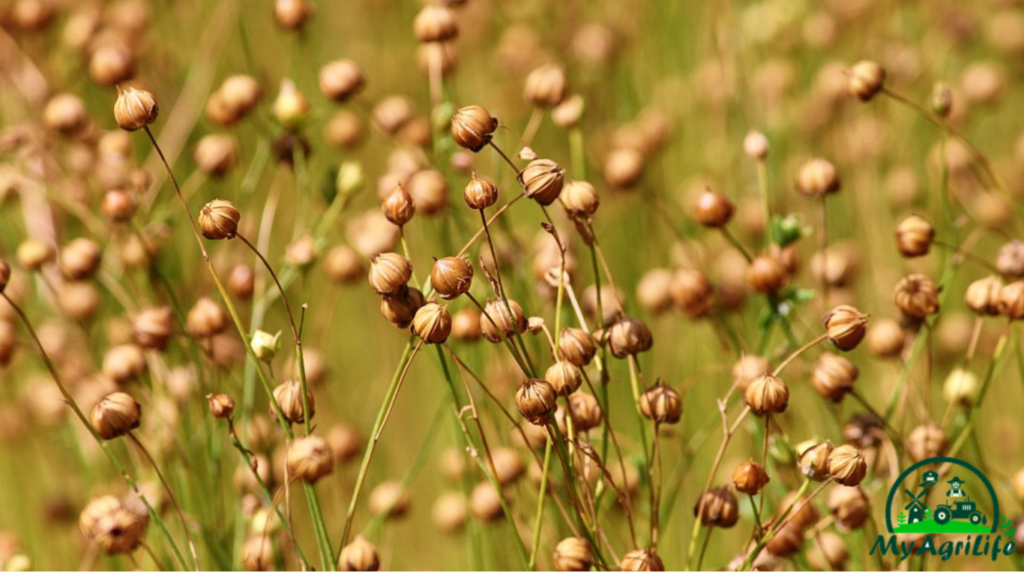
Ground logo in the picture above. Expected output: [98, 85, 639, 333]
[870, 457, 1016, 562]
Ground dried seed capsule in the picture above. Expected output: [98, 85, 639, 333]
[60, 238, 102, 280]
[463, 175, 498, 210]
[186, 297, 228, 338]
[639, 384, 682, 424]
[275, 0, 311, 30]
[943, 367, 979, 405]
[847, 60, 886, 101]
[480, 299, 528, 343]
[450, 106, 497, 152]
[733, 461, 770, 495]
[519, 159, 565, 206]
[567, 392, 602, 432]
[765, 522, 803, 557]
[194, 134, 236, 176]
[619, 549, 664, 571]
[432, 492, 467, 533]
[906, 423, 947, 461]
[997, 240, 1024, 278]
[220, 74, 262, 115]
[368, 252, 412, 296]
[637, 268, 674, 315]
[823, 305, 869, 351]
[102, 344, 147, 383]
[272, 380, 315, 424]
[895, 215, 934, 257]
[743, 130, 769, 160]
[866, 318, 903, 357]
[407, 169, 449, 215]
[811, 352, 858, 402]
[796, 158, 840, 197]
[431, 256, 473, 300]
[780, 490, 820, 531]
[199, 199, 240, 240]
[325, 245, 364, 284]
[319, 59, 364, 102]
[326, 424, 361, 463]
[450, 308, 481, 341]
[894, 273, 940, 318]
[744, 374, 789, 415]
[732, 354, 769, 391]
[90, 391, 141, 439]
[799, 440, 834, 481]
[694, 189, 734, 228]
[113, 87, 158, 132]
[558, 327, 596, 366]
[469, 482, 503, 523]
[553, 537, 593, 572]
[16, 238, 55, 271]
[80, 495, 145, 555]
[132, 306, 174, 350]
[241, 535, 274, 570]
[606, 316, 653, 358]
[413, 4, 457, 42]
[828, 444, 867, 486]
[412, 303, 452, 344]
[101, 189, 137, 222]
[965, 275, 1003, 315]
[561, 180, 600, 217]
[90, 46, 135, 87]
[747, 254, 788, 294]
[382, 184, 415, 227]
[373, 95, 415, 135]
[44, 93, 87, 134]
[380, 286, 425, 329]
[828, 485, 869, 530]
[207, 393, 235, 419]
[287, 435, 334, 483]
[545, 360, 582, 396]
[515, 378, 556, 424]
[338, 535, 380, 571]
[998, 280, 1024, 319]
[604, 148, 645, 189]
[552, 94, 584, 128]
[694, 487, 739, 527]
[669, 267, 713, 318]
[524, 64, 567, 108]
[488, 446, 525, 485]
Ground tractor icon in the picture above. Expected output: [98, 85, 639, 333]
[934, 497, 986, 526]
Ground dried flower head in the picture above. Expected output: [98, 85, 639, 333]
[338, 535, 380, 571]
[545, 360, 582, 396]
[207, 393, 235, 419]
[733, 461, 770, 495]
[744, 374, 789, 415]
[524, 64, 568, 108]
[823, 305, 869, 351]
[480, 298, 528, 343]
[186, 297, 228, 338]
[319, 59, 364, 102]
[90, 391, 141, 440]
[199, 199, 241, 240]
[694, 487, 739, 527]
[907, 423, 947, 461]
[79, 496, 146, 555]
[431, 256, 473, 300]
[412, 303, 452, 344]
[997, 240, 1024, 278]
[287, 435, 334, 483]
[558, 327, 596, 366]
[114, 87, 158, 132]
[553, 537, 593, 572]
[799, 440, 835, 481]
[519, 159, 565, 206]
[811, 352, 858, 402]
[895, 215, 934, 257]
[561, 180, 600, 218]
[746, 254, 788, 294]
[619, 549, 664, 572]
[132, 306, 174, 350]
[639, 384, 682, 424]
[828, 444, 867, 486]
[567, 392, 603, 432]
[965, 275, 1003, 316]
[463, 175, 498, 210]
[272, 380, 315, 424]
[606, 316, 653, 358]
[894, 273, 940, 319]
[515, 378, 557, 424]
[796, 158, 840, 197]
[451, 106, 497, 152]
[847, 60, 886, 101]
[368, 252, 413, 296]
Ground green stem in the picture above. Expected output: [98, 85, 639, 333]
[528, 438, 553, 570]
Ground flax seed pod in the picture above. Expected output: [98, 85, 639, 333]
[194, 134, 236, 177]
[416, 41, 458, 78]
[80, 496, 145, 554]
[944, 367, 979, 405]
[101, 188, 137, 222]
[207, 393, 234, 419]
[382, 184, 415, 227]
[747, 254, 788, 294]
[102, 344, 147, 384]
[372, 95, 416, 135]
[619, 549, 664, 571]
[894, 273, 939, 319]
[796, 158, 840, 197]
[568, 392, 602, 432]
[743, 130, 769, 160]
[186, 297, 227, 338]
[733, 461, 770, 495]
[524, 64, 567, 108]
[895, 215, 934, 257]
[997, 241, 1024, 278]
[59, 282, 100, 322]
[780, 490, 820, 530]
[272, 380, 315, 424]
[695, 189, 734, 228]
[639, 384, 682, 424]
[545, 360, 582, 396]
[670, 267, 713, 318]
[407, 169, 449, 215]
[552, 94, 584, 128]
[220, 74, 262, 116]
[732, 355, 769, 391]
[519, 159, 565, 206]
[637, 268, 674, 315]
[490, 446, 525, 485]
[480, 298, 527, 343]
[606, 316, 653, 358]
[287, 435, 334, 483]
[469, 482, 503, 523]
[274, 0, 311, 30]
[412, 303, 452, 344]
[966, 275, 1003, 315]
[324, 245, 364, 284]
[765, 522, 803, 557]
[325, 110, 363, 149]
[60, 238, 101, 280]
[745, 374, 789, 415]
[44, 93, 87, 135]
[847, 60, 886, 101]
[604, 148, 645, 189]
[515, 378, 556, 424]
[113, 86, 158, 132]
[799, 440, 834, 481]
[558, 327, 596, 366]
[319, 59, 364, 102]
[431, 256, 473, 300]
[553, 537, 593, 572]
[381, 286, 425, 329]
[368, 252, 412, 296]
[432, 492, 467, 533]
[338, 535, 380, 571]
[811, 352, 858, 402]
[413, 4, 457, 42]
[694, 487, 739, 528]
[823, 305, 869, 351]
[199, 199, 240, 240]
[906, 423, 947, 461]
[866, 318, 903, 357]
[828, 485, 869, 530]
[561, 180, 600, 218]
[998, 281, 1024, 319]
[226, 264, 256, 300]
[132, 306, 173, 350]
[90, 45, 135, 87]
[451, 106, 497, 152]
[463, 174, 498, 209]
[90, 391, 141, 439]
[828, 445, 867, 486]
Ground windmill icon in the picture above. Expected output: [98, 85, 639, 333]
[904, 470, 938, 524]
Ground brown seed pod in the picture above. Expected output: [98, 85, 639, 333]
[997, 280, 1024, 319]
[16, 238, 55, 271]
[319, 59, 364, 102]
[553, 537, 593, 572]
[194, 134, 236, 177]
[515, 378, 557, 424]
[895, 215, 934, 257]
[102, 343, 147, 384]
[894, 273, 940, 318]
[287, 435, 334, 483]
[489, 446, 525, 485]
[604, 148, 645, 189]
[636, 268, 674, 315]
[747, 254, 788, 295]
[524, 64, 568, 108]
[412, 303, 452, 344]
[997, 240, 1024, 278]
[227, 264, 256, 300]
[463, 175, 498, 210]
[567, 392, 602, 432]
[186, 297, 228, 338]
[558, 327, 596, 366]
[324, 245, 364, 284]
[828, 444, 867, 486]
[965, 275, 1003, 315]
[743, 130, 769, 160]
[865, 318, 904, 357]
[799, 440, 835, 481]
[744, 374, 789, 415]
[694, 487, 739, 528]
[545, 360, 582, 396]
[382, 184, 416, 227]
[764, 522, 803, 557]
[606, 316, 653, 358]
[101, 189, 137, 222]
[619, 549, 664, 571]
[132, 306, 174, 350]
[823, 305, 869, 351]
[519, 159, 565, 206]
[480, 299, 528, 343]
[44, 93, 87, 134]
[90, 46, 135, 87]
[368, 252, 412, 296]
[561, 180, 600, 218]
[432, 491, 467, 533]
[828, 485, 869, 531]
[694, 189, 734, 228]
[906, 423, 947, 461]
[552, 94, 584, 128]
[113, 87, 158, 132]
[795, 158, 840, 197]
[733, 461, 770, 495]
[450, 308, 481, 341]
[732, 355, 769, 391]
[469, 482, 503, 523]
[220, 74, 262, 116]
[380, 286, 425, 329]
[59, 282, 100, 321]
[810, 244, 858, 287]
[325, 110, 364, 149]
[79, 495, 146, 555]
[338, 535, 380, 571]
[811, 352, 858, 402]
[90, 391, 141, 439]
[842, 413, 884, 449]
[413, 4, 457, 42]
[241, 535, 274, 571]
[847, 60, 886, 101]
[431, 256, 473, 300]
[779, 491, 820, 530]
[198, 199, 240, 240]
[451, 106, 497, 152]
[60, 238, 102, 280]
[326, 423, 361, 463]
[639, 384, 682, 424]
[407, 169, 449, 215]
[272, 380, 315, 424]
[206, 393, 235, 419]
[373, 95, 416, 135]
[274, 0, 311, 30]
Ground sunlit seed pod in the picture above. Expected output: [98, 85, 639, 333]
[132, 306, 173, 350]
[220, 74, 262, 115]
[325, 110, 364, 149]
[823, 305, 869, 351]
[380, 184, 415, 228]
[102, 343, 147, 384]
[603, 148, 645, 189]
[965, 275, 1003, 316]
[694, 486, 739, 528]
[450, 308, 481, 342]
[369, 483, 411, 519]
[198, 199, 241, 240]
[619, 548, 664, 571]
[380, 286, 425, 329]
[206, 393, 235, 419]
[43, 93, 88, 134]
[551, 94, 584, 128]
[469, 481, 504, 523]
[59, 238, 102, 280]
[16, 238, 55, 271]
[669, 267, 713, 318]
[553, 536, 593, 572]
[743, 130, 769, 160]
[368, 252, 412, 296]
[828, 444, 867, 487]
[274, 0, 311, 30]
[463, 174, 498, 210]
[431, 256, 473, 300]
[407, 169, 449, 215]
[324, 245, 364, 284]
[694, 189, 734, 228]
[733, 461, 770, 495]
[561, 180, 600, 217]
[996, 240, 1024, 278]
[186, 297, 228, 338]
[287, 435, 334, 483]
[271, 380, 315, 424]
[515, 378, 557, 425]
[744, 374, 789, 415]
[416, 42, 458, 77]
[90, 391, 141, 439]
[113, 86, 158, 132]
[545, 360, 582, 396]
[810, 352, 858, 402]
[90, 45, 135, 86]
[779, 490, 820, 530]
[480, 298, 528, 343]
[227, 264, 256, 300]
[194, 134, 236, 177]
[524, 64, 568, 108]
[732, 354, 769, 391]
[639, 384, 682, 424]
[319, 59, 364, 102]
[567, 392, 602, 432]
[101, 188, 137, 222]
[241, 535, 274, 571]
[519, 159, 565, 206]
[906, 423, 947, 461]
[413, 4, 458, 43]
[746, 254, 788, 295]
[80, 495, 146, 555]
[636, 268, 674, 315]
[764, 522, 803, 557]
[606, 316, 653, 358]
[325, 423, 361, 463]
[799, 440, 834, 481]
[490, 446, 525, 485]
[847, 60, 886, 101]
[558, 327, 596, 366]
[943, 367, 979, 405]
[894, 273, 940, 319]
[272, 79, 309, 127]
[338, 535, 380, 571]
[59, 282, 100, 322]
[412, 303, 452, 344]
[895, 214, 934, 258]
[432, 491, 467, 533]
[372, 95, 416, 135]
[795, 157, 840, 197]
[828, 484, 869, 530]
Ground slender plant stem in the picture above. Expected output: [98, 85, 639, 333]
[528, 438, 553, 570]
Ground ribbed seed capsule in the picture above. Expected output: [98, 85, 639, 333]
[619, 549, 664, 571]
[733, 461, 770, 495]
[382, 184, 415, 227]
[272, 380, 315, 424]
[113, 87, 158, 132]
[694, 487, 739, 527]
[480, 299, 527, 343]
[567, 392, 602, 432]
[639, 384, 682, 424]
[463, 175, 498, 209]
[561, 180, 600, 217]
[545, 360, 582, 396]
[895, 214, 934, 257]
[553, 537, 593, 572]
[811, 352, 858, 402]
[430, 256, 473, 300]
[997, 240, 1024, 278]
[207, 393, 235, 419]
[518, 159, 565, 206]
[799, 440, 834, 481]
[515, 379, 556, 424]
[413, 4, 458, 42]
[606, 316, 653, 358]
[894, 273, 940, 318]
[744, 374, 789, 415]
[823, 305, 869, 351]
[747, 255, 788, 295]
[338, 535, 380, 571]
[523, 64, 568, 108]
[412, 303, 452, 344]
[847, 60, 886, 101]
[380, 286, 425, 329]
[451, 106, 497, 152]
[199, 199, 241, 240]
[90, 391, 142, 440]
[133, 306, 174, 350]
[186, 297, 228, 338]
[907, 423, 947, 461]
[368, 252, 412, 295]
[287, 435, 334, 483]
[318, 59, 364, 102]
[694, 189, 734, 228]
[796, 158, 840, 197]
[965, 275, 1003, 315]
[828, 444, 867, 486]
[558, 327, 596, 366]
[828, 485, 869, 530]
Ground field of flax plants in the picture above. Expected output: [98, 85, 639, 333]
[2, 0, 1024, 571]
